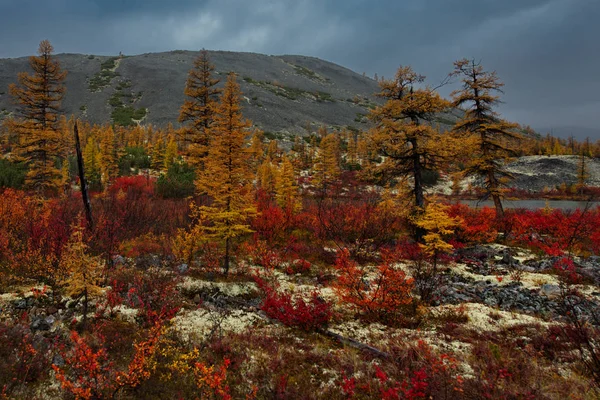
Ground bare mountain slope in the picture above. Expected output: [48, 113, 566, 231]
[0, 50, 461, 138]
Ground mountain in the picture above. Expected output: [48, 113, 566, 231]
[0, 50, 461, 140]
[535, 126, 600, 142]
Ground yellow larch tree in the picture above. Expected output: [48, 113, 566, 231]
[276, 155, 301, 211]
[83, 137, 101, 189]
[368, 66, 452, 241]
[194, 73, 256, 274]
[163, 134, 179, 171]
[257, 156, 278, 195]
[451, 59, 521, 218]
[59, 225, 104, 327]
[178, 49, 222, 170]
[150, 136, 165, 171]
[266, 139, 281, 161]
[6, 40, 67, 194]
[248, 130, 265, 171]
[313, 132, 341, 189]
[346, 134, 358, 167]
[99, 125, 119, 187]
[414, 201, 462, 260]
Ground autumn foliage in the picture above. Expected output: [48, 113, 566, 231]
[333, 248, 414, 323]
[1, 42, 600, 399]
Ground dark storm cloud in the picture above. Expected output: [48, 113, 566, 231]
[0, 0, 598, 136]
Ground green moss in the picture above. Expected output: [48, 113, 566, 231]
[315, 91, 334, 102]
[88, 57, 121, 92]
[294, 65, 318, 79]
[263, 131, 284, 141]
[111, 106, 147, 127]
[100, 57, 118, 70]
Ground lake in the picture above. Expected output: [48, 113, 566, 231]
[460, 200, 600, 210]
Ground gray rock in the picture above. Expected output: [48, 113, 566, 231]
[45, 315, 56, 326]
[13, 299, 28, 309]
[177, 263, 189, 274]
[540, 284, 561, 299]
[484, 296, 498, 307]
[31, 316, 51, 331]
[112, 255, 126, 265]
[52, 354, 65, 367]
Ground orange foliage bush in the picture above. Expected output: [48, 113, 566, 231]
[333, 248, 414, 323]
[447, 204, 497, 244]
[0, 189, 79, 285]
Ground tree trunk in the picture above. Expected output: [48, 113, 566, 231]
[74, 122, 93, 230]
[492, 193, 504, 218]
[488, 170, 504, 219]
[224, 237, 230, 275]
[411, 137, 426, 243]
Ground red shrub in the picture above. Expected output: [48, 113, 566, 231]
[510, 207, 600, 256]
[340, 340, 463, 400]
[447, 204, 497, 244]
[333, 248, 413, 323]
[53, 331, 116, 399]
[102, 268, 181, 327]
[254, 276, 331, 331]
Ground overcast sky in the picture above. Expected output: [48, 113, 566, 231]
[0, 0, 598, 138]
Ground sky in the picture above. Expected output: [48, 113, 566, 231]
[0, 0, 598, 138]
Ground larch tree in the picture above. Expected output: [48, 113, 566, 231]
[266, 139, 280, 161]
[451, 59, 521, 218]
[346, 134, 358, 167]
[83, 138, 101, 189]
[248, 130, 265, 170]
[59, 225, 103, 328]
[276, 155, 301, 212]
[313, 132, 341, 189]
[257, 156, 278, 195]
[98, 125, 119, 187]
[194, 73, 256, 274]
[150, 136, 165, 171]
[178, 49, 222, 170]
[163, 134, 179, 171]
[6, 40, 67, 194]
[368, 66, 451, 240]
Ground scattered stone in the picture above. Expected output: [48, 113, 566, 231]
[13, 299, 28, 309]
[31, 316, 51, 331]
[177, 263, 189, 274]
[112, 255, 126, 265]
[52, 354, 65, 367]
[540, 284, 561, 299]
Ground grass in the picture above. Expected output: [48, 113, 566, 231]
[108, 79, 145, 126]
[111, 106, 147, 127]
[294, 65, 318, 79]
[263, 131, 285, 141]
[354, 113, 368, 123]
[242, 77, 335, 102]
[88, 57, 121, 92]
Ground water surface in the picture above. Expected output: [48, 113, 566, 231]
[460, 200, 600, 211]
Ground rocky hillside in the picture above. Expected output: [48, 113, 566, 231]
[0, 50, 461, 138]
[430, 155, 600, 194]
[506, 155, 600, 191]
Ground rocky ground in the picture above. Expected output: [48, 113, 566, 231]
[429, 155, 600, 195]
